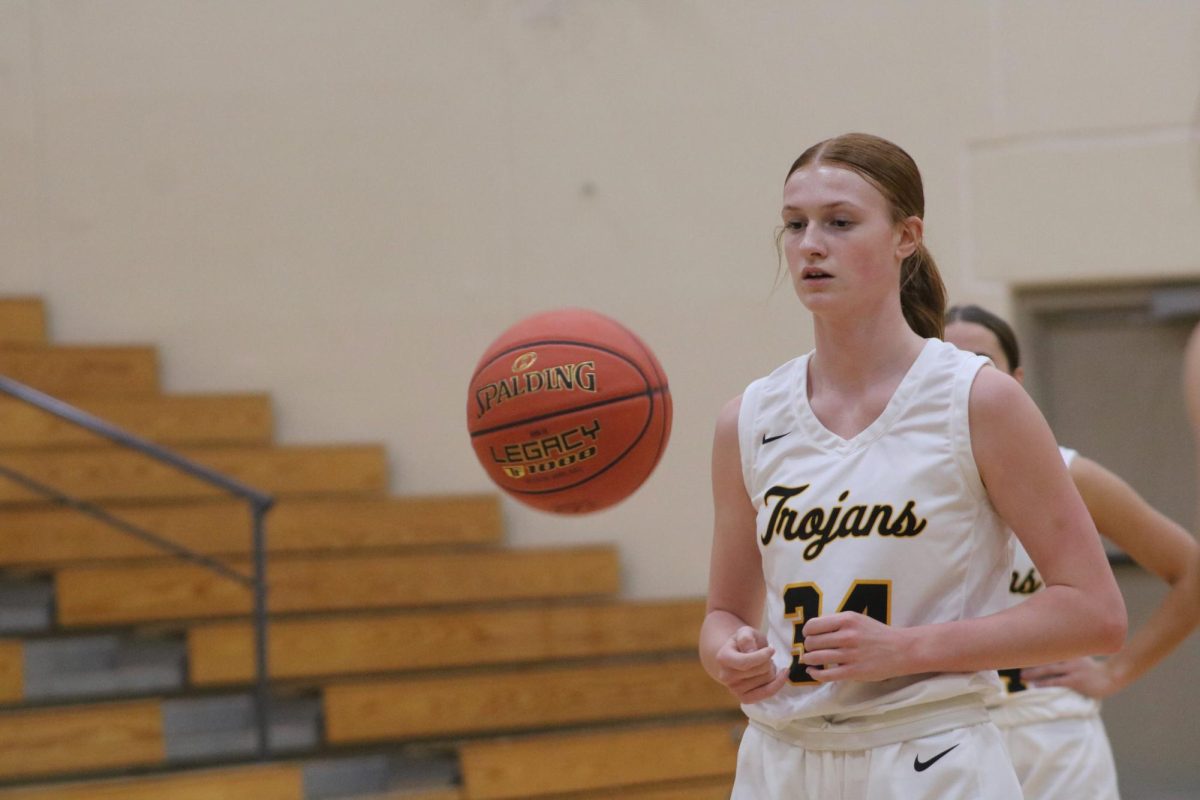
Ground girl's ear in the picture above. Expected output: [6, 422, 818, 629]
[896, 215, 923, 260]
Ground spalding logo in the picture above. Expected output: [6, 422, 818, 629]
[474, 356, 598, 418]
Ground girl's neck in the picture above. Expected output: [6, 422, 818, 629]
[810, 306, 926, 394]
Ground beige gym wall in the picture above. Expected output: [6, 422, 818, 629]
[2, 1, 1199, 600]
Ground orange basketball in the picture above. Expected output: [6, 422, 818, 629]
[466, 308, 672, 514]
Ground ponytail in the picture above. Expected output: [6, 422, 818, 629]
[899, 243, 946, 339]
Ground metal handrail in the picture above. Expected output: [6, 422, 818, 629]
[0, 374, 276, 758]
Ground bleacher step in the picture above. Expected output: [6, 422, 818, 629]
[188, 598, 704, 685]
[0, 298, 47, 345]
[323, 656, 736, 743]
[458, 717, 743, 799]
[0, 346, 159, 395]
[0, 698, 164, 780]
[0, 444, 388, 505]
[0, 754, 461, 799]
[58, 546, 619, 627]
[0, 393, 274, 449]
[0, 762, 304, 799]
[0, 495, 502, 567]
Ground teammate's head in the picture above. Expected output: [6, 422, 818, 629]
[785, 133, 946, 339]
[944, 304, 1024, 383]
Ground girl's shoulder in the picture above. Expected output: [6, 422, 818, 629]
[966, 363, 1027, 416]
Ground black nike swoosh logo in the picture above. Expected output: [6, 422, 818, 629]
[761, 431, 791, 445]
[913, 744, 958, 772]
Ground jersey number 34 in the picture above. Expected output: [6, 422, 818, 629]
[783, 580, 891, 684]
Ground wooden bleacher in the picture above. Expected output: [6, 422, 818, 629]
[457, 719, 743, 799]
[0, 763, 471, 800]
[323, 656, 735, 743]
[0, 393, 273, 449]
[0, 767, 729, 800]
[0, 495, 501, 566]
[55, 546, 619, 625]
[0, 444, 388, 504]
[540, 777, 735, 799]
[0, 763, 304, 799]
[0, 297, 726, 798]
[0, 699, 164, 781]
[187, 598, 706, 684]
[0, 346, 159, 396]
[0, 642, 20, 703]
[0, 300, 46, 346]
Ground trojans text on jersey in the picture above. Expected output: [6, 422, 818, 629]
[761, 484, 928, 559]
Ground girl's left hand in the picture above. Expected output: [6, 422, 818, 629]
[800, 612, 913, 682]
[1020, 657, 1119, 698]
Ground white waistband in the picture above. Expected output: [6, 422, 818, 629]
[749, 694, 990, 752]
[988, 687, 1101, 728]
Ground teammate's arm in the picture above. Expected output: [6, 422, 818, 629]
[1019, 456, 1200, 697]
[1182, 324, 1200, 640]
[1187, 324, 1200, 529]
[801, 367, 1127, 682]
[701, 395, 788, 702]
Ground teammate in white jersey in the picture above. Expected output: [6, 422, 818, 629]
[700, 133, 1127, 800]
[945, 304, 1200, 800]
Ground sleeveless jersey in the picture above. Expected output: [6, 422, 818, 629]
[738, 338, 1011, 729]
[989, 446, 1102, 727]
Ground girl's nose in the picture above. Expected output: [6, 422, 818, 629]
[799, 228, 826, 260]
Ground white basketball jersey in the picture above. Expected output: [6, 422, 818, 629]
[738, 338, 1010, 729]
[989, 446, 1102, 726]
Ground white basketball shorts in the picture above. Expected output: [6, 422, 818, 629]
[998, 712, 1119, 800]
[732, 720, 1021, 799]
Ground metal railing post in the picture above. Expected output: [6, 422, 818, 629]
[251, 501, 274, 759]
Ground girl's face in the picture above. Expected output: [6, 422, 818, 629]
[781, 163, 920, 315]
[944, 320, 1020, 380]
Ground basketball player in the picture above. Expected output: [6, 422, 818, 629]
[700, 133, 1127, 800]
[945, 303, 1200, 799]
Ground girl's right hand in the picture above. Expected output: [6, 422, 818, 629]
[714, 626, 789, 703]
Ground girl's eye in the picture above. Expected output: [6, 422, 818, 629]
[830, 218, 853, 229]
[785, 220, 806, 230]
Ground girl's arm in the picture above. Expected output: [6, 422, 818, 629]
[1020, 456, 1200, 697]
[802, 368, 1126, 682]
[700, 395, 788, 702]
